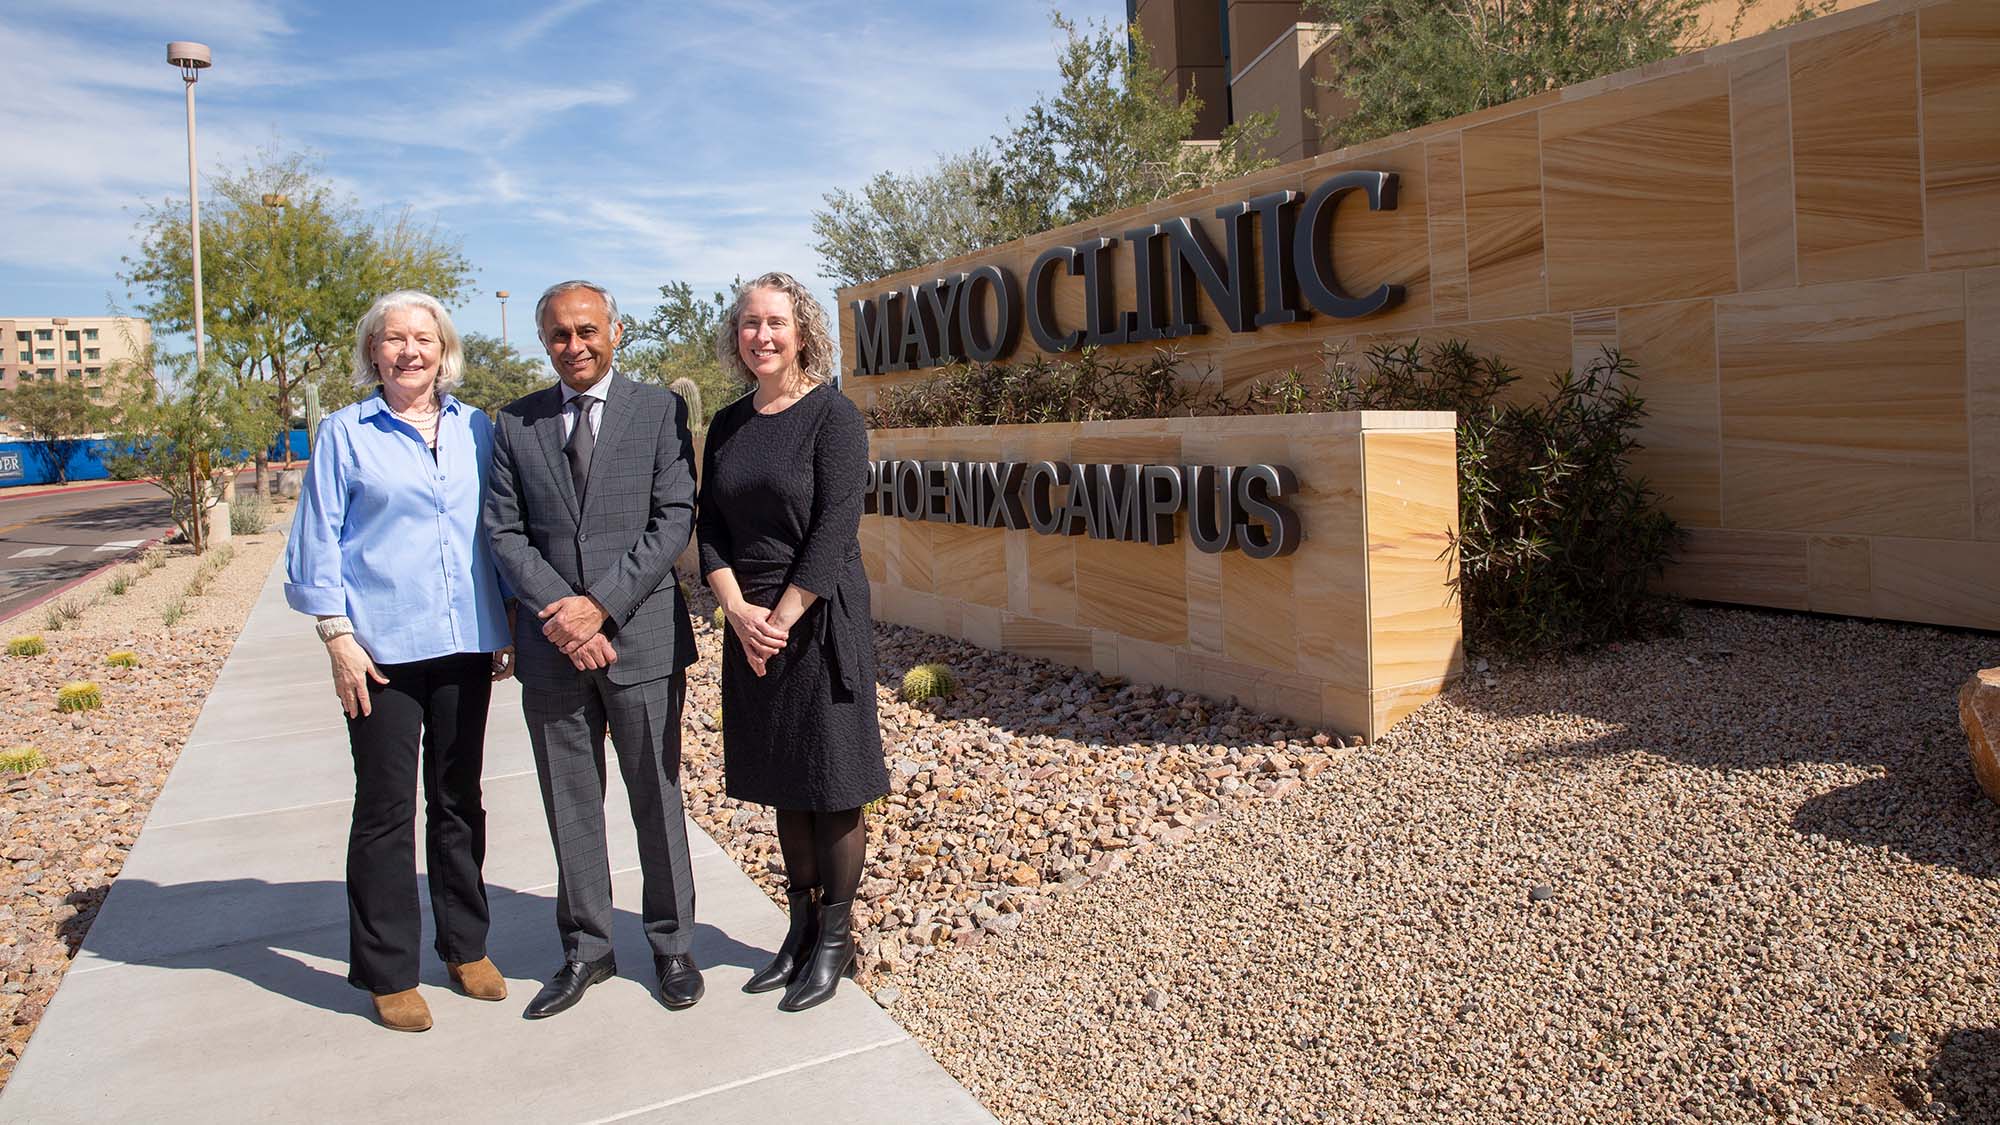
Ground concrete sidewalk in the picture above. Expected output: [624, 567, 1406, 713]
[0, 558, 993, 1124]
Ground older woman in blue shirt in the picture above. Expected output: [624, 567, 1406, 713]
[284, 289, 513, 1033]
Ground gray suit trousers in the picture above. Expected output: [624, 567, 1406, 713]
[522, 671, 696, 961]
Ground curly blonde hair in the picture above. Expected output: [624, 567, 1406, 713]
[714, 271, 834, 388]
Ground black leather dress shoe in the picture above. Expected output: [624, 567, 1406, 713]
[523, 954, 616, 1020]
[654, 952, 704, 1010]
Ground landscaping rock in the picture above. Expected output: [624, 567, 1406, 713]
[1960, 667, 2000, 807]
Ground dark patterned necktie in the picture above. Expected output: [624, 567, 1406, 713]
[566, 397, 594, 499]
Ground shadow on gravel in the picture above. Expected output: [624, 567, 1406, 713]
[1910, 1026, 2000, 1121]
[73, 877, 768, 1019]
[1451, 606, 2000, 879]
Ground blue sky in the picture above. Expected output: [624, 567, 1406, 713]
[1, 0, 1125, 361]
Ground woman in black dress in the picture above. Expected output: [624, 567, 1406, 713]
[699, 271, 888, 1012]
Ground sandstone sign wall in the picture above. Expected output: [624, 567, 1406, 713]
[843, 0, 2000, 635]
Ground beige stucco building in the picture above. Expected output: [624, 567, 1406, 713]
[0, 315, 152, 435]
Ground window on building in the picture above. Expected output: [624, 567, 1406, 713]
[86, 367, 101, 377]
[83, 328, 98, 341]
[68, 372, 82, 382]
[66, 350, 80, 362]
[14, 351, 26, 363]
[12, 331, 27, 342]
[36, 369, 54, 379]
[85, 348, 99, 360]
[63, 330, 77, 341]
[34, 329, 51, 340]
[35, 349, 53, 361]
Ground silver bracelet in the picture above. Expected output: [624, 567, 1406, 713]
[315, 616, 355, 643]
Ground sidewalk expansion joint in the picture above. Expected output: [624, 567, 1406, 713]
[579, 1035, 910, 1122]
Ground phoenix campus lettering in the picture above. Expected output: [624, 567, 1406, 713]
[848, 171, 1404, 378]
[864, 459, 1303, 559]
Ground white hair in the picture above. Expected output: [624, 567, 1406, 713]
[349, 289, 465, 393]
[535, 280, 620, 341]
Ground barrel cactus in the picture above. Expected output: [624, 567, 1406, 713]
[0, 747, 45, 776]
[711, 606, 726, 631]
[56, 681, 103, 713]
[899, 663, 957, 703]
[7, 635, 46, 657]
[106, 650, 141, 668]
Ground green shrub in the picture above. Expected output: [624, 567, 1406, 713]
[0, 747, 45, 776]
[106, 650, 140, 668]
[867, 339, 1680, 657]
[162, 600, 186, 628]
[1246, 341, 1682, 655]
[900, 663, 958, 703]
[56, 681, 103, 713]
[7, 635, 46, 657]
[866, 347, 1230, 429]
[141, 548, 167, 571]
[229, 494, 271, 536]
[108, 570, 133, 596]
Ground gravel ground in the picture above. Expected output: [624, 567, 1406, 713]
[0, 502, 291, 1089]
[872, 610, 2000, 1124]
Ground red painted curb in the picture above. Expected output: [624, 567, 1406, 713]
[0, 479, 145, 501]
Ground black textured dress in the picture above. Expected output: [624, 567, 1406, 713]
[697, 384, 888, 811]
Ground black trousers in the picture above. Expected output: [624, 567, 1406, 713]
[343, 652, 493, 994]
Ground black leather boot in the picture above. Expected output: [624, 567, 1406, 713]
[777, 898, 854, 1012]
[744, 886, 818, 994]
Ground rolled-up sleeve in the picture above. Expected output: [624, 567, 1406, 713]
[284, 419, 350, 617]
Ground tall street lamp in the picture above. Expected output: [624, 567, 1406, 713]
[168, 41, 211, 550]
[496, 291, 511, 348]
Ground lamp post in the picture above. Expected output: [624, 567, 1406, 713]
[168, 41, 212, 551]
[496, 291, 510, 348]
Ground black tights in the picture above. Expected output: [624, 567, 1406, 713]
[774, 807, 866, 905]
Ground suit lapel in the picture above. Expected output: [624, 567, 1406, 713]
[578, 372, 635, 521]
[531, 384, 581, 521]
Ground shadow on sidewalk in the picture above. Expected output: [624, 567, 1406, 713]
[75, 877, 769, 1021]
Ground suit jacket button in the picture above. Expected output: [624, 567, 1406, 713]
[578, 532, 588, 543]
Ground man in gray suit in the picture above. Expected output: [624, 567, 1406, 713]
[483, 279, 704, 1017]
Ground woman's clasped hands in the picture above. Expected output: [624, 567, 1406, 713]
[725, 600, 789, 677]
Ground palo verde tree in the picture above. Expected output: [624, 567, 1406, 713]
[103, 347, 263, 550]
[618, 279, 741, 427]
[812, 13, 1276, 289]
[121, 147, 473, 492]
[453, 332, 549, 415]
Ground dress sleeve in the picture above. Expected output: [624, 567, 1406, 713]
[696, 404, 733, 578]
[283, 416, 351, 617]
[788, 396, 867, 600]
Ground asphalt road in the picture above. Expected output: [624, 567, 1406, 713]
[0, 482, 176, 625]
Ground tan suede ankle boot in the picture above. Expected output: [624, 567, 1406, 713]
[448, 957, 508, 1001]
[372, 988, 433, 1032]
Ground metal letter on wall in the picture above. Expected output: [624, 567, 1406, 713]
[1027, 246, 1084, 353]
[958, 265, 1020, 363]
[1292, 171, 1405, 320]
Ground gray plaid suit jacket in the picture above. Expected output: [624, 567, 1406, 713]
[483, 372, 698, 689]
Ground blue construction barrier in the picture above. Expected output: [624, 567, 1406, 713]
[0, 428, 309, 489]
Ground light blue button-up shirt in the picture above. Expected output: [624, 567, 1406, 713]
[284, 391, 511, 663]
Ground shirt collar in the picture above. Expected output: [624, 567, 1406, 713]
[559, 369, 617, 409]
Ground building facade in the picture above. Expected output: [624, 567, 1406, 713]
[0, 316, 152, 436]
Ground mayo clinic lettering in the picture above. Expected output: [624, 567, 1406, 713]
[849, 170, 1404, 378]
